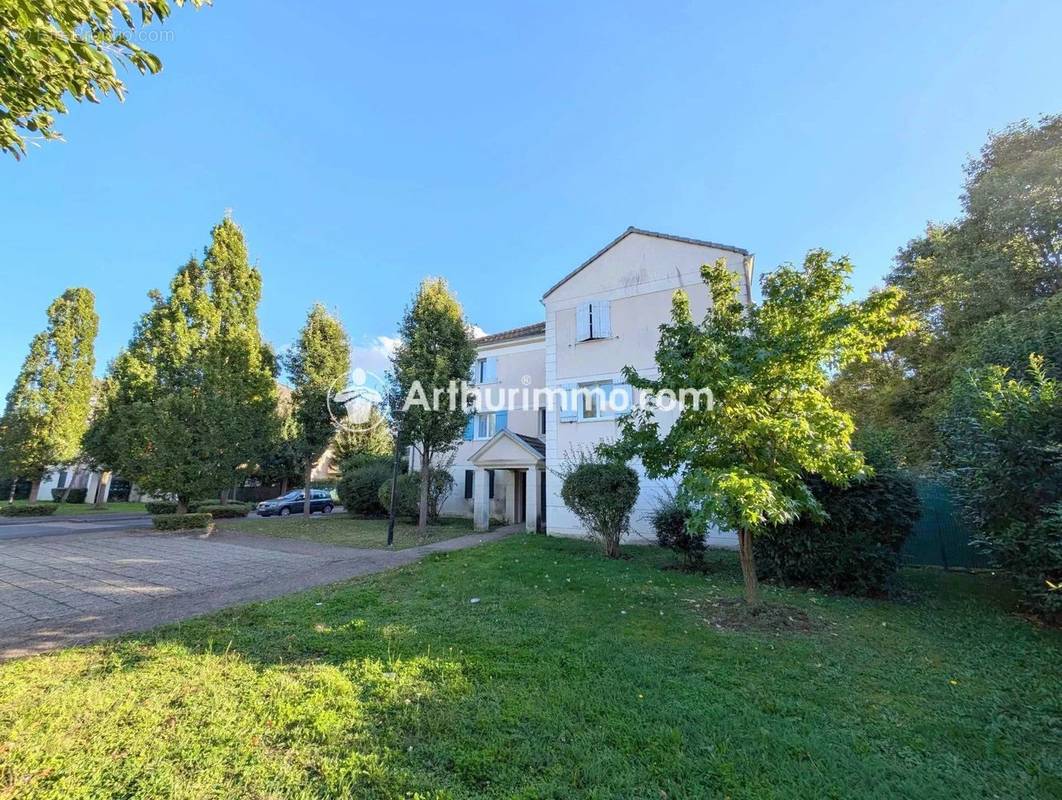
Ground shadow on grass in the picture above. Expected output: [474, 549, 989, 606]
[2, 535, 1058, 799]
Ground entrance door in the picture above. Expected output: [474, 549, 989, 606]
[514, 470, 526, 524]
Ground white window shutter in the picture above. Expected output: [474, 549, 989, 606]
[575, 302, 591, 342]
[558, 383, 578, 422]
[593, 300, 611, 339]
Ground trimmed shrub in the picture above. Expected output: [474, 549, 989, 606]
[0, 503, 59, 517]
[51, 488, 88, 504]
[197, 504, 251, 519]
[560, 459, 640, 558]
[754, 472, 920, 596]
[378, 473, 421, 520]
[650, 495, 705, 567]
[151, 513, 213, 532]
[338, 462, 393, 517]
[189, 500, 251, 514]
[377, 469, 455, 522]
[145, 501, 177, 515]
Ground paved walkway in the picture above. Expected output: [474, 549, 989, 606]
[0, 526, 516, 660]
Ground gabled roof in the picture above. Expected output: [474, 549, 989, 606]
[468, 429, 546, 466]
[474, 321, 546, 346]
[541, 226, 751, 300]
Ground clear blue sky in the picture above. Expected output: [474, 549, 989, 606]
[3, 0, 1061, 390]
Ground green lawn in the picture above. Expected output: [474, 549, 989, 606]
[2, 501, 147, 516]
[0, 536, 1058, 799]
[216, 512, 474, 549]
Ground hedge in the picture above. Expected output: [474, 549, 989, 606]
[0, 503, 59, 517]
[754, 472, 920, 596]
[51, 488, 88, 504]
[151, 513, 213, 532]
[188, 499, 252, 513]
[197, 503, 251, 519]
[145, 501, 178, 515]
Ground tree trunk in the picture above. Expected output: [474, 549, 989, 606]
[176, 495, 189, 515]
[94, 471, 112, 508]
[8, 478, 17, 504]
[737, 528, 760, 607]
[303, 463, 313, 517]
[280, 477, 288, 495]
[28, 480, 40, 503]
[417, 443, 430, 534]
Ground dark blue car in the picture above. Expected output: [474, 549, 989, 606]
[256, 489, 335, 517]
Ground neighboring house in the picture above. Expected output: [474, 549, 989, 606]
[415, 227, 753, 543]
[36, 465, 142, 504]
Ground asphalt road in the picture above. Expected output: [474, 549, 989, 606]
[0, 513, 152, 541]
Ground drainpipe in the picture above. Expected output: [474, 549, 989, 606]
[742, 254, 755, 306]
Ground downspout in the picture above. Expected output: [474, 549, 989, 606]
[742, 254, 755, 306]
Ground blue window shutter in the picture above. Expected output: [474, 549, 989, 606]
[495, 410, 508, 431]
[484, 357, 498, 383]
[464, 414, 474, 441]
[559, 383, 578, 422]
[576, 303, 591, 341]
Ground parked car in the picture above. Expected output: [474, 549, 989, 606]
[256, 490, 335, 517]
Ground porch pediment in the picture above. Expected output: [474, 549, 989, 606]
[469, 430, 545, 468]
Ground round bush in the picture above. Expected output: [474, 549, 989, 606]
[560, 460, 640, 558]
[650, 497, 705, 567]
[151, 513, 213, 532]
[378, 473, 420, 519]
[754, 472, 920, 596]
[338, 462, 393, 517]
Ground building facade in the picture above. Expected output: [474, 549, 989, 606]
[421, 227, 753, 543]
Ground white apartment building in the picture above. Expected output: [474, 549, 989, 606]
[423, 227, 753, 543]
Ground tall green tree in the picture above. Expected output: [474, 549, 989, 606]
[389, 278, 477, 534]
[283, 305, 350, 517]
[200, 216, 280, 495]
[0, 288, 98, 501]
[1, 0, 203, 159]
[333, 406, 393, 463]
[86, 216, 278, 512]
[834, 114, 1062, 465]
[609, 253, 910, 605]
[87, 258, 220, 512]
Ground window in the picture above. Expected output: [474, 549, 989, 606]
[575, 300, 612, 342]
[472, 356, 498, 383]
[474, 412, 496, 439]
[464, 470, 474, 499]
[538, 407, 547, 435]
[580, 381, 612, 420]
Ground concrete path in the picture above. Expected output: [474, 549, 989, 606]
[0, 526, 517, 661]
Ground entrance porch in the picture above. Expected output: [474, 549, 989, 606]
[468, 431, 546, 533]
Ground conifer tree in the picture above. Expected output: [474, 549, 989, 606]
[283, 305, 351, 516]
[0, 288, 98, 501]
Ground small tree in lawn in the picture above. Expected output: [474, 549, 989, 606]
[0, 288, 98, 502]
[284, 305, 351, 517]
[390, 278, 477, 534]
[609, 252, 911, 606]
